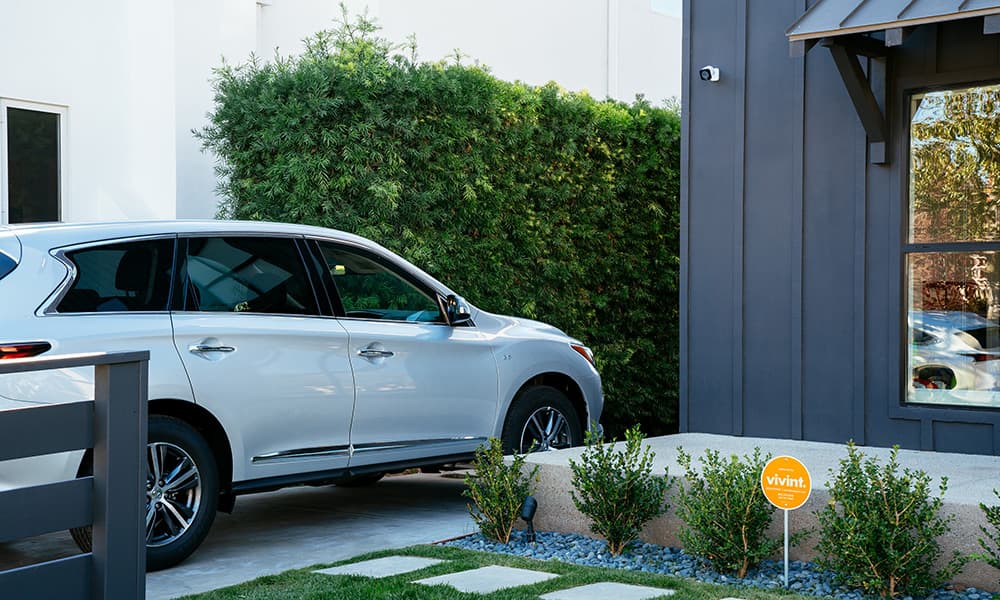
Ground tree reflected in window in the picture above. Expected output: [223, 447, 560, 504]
[910, 85, 1000, 243]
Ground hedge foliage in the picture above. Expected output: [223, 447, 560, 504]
[199, 13, 681, 436]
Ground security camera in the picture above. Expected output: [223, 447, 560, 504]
[699, 65, 720, 82]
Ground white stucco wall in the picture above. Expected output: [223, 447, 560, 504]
[174, 0, 257, 219]
[0, 0, 177, 222]
[256, 0, 682, 104]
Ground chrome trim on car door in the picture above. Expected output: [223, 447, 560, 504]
[349, 437, 486, 455]
[251, 445, 352, 464]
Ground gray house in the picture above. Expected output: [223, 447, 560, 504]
[681, 0, 1000, 455]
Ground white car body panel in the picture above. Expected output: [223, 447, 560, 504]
[171, 312, 355, 482]
[341, 318, 499, 466]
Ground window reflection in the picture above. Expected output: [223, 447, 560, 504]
[907, 82, 1000, 408]
[909, 84, 1000, 243]
[907, 252, 1000, 407]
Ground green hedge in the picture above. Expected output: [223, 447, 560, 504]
[199, 15, 680, 437]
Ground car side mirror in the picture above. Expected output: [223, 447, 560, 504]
[444, 294, 472, 326]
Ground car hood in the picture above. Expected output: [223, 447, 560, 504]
[474, 310, 578, 343]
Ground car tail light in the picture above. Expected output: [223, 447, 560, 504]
[0, 342, 52, 360]
[570, 344, 596, 368]
[970, 353, 1000, 362]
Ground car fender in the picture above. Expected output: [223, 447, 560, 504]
[491, 338, 602, 437]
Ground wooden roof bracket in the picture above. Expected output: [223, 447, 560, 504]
[821, 36, 888, 164]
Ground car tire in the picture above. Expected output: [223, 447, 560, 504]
[70, 415, 219, 572]
[335, 472, 385, 487]
[501, 385, 583, 454]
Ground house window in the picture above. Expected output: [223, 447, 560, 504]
[906, 82, 1000, 408]
[1, 100, 66, 224]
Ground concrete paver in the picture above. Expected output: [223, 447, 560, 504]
[415, 565, 558, 594]
[541, 582, 676, 600]
[315, 555, 445, 578]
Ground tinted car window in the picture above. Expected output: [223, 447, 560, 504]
[317, 242, 442, 322]
[182, 237, 318, 316]
[0, 251, 15, 281]
[57, 239, 174, 313]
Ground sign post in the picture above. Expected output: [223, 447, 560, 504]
[760, 455, 811, 587]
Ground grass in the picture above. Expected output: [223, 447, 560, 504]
[177, 544, 815, 600]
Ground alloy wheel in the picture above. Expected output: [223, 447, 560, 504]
[146, 442, 202, 547]
[519, 406, 573, 453]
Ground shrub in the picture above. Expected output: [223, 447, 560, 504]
[569, 425, 672, 555]
[198, 10, 681, 438]
[673, 447, 780, 578]
[816, 442, 965, 598]
[462, 438, 538, 544]
[975, 489, 1000, 585]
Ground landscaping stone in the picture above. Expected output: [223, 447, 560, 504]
[444, 530, 995, 600]
[314, 556, 445, 578]
[414, 565, 558, 593]
[541, 582, 676, 599]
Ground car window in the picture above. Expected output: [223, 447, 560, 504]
[316, 242, 443, 323]
[57, 238, 174, 313]
[182, 237, 319, 316]
[0, 251, 15, 282]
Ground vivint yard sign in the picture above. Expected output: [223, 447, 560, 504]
[760, 455, 812, 587]
[761, 455, 811, 510]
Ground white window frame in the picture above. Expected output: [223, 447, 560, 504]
[0, 98, 68, 224]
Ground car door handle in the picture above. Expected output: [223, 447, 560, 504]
[189, 344, 236, 354]
[357, 348, 394, 358]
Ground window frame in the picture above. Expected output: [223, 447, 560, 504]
[171, 234, 325, 317]
[45, 235, 178, 315]
[0, 98, 68, 225]
[307, 238, 452, 325]
[902, 79, 1000, 410]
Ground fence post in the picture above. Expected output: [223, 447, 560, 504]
[91, 358, 148, 599]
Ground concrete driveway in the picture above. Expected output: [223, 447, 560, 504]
[0, 472, 475, 599]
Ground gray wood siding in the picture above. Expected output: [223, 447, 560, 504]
[682, 0, 1000, 454]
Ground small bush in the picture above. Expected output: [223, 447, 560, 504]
[673, 447, 780, 578]
[816, 442, 965, 598]
[569, 425, 672, 555]
[463, 438, 538, 544]
[975, 489, 1000, 585]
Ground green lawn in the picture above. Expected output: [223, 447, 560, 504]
[177, 544, 815, 600]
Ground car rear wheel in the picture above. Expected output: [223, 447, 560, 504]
[501, 385, 582, 454]
[70, 415, 219, 571]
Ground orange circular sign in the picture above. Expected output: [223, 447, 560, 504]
[760, 455, 811, 510]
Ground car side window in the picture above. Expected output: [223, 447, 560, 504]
[181, 237, 319, 316]
[57, 239, 175, 313]
[316, 242, 443, 323]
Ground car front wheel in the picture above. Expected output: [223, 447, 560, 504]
[70, 415, 219, 571]
[501, 385, 583, 454]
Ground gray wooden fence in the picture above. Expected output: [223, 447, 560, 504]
[0, 351, 149, 599]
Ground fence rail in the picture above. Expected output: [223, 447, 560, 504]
[0, 351, 149, 600]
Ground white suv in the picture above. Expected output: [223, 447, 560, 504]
[0, 220, 603, 570]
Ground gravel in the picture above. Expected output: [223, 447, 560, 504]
[442, 530, 993, 600]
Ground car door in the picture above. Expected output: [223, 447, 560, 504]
[170, 235, 355, 482]
[310, 240, 498, 466]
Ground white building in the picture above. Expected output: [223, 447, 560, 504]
[0, 0, 681, 223]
